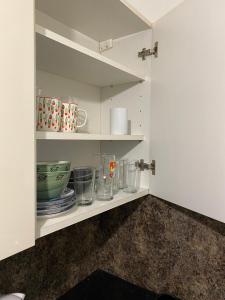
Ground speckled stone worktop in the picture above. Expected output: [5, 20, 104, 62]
[0, 196, 224, 300]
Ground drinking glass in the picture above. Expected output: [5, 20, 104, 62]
[96, 154, 116, 200]
[113, 161, 120, 195]
[124, 161, 140, 193]
[73, 167, 95, 205]
[118, 159, 128, 189]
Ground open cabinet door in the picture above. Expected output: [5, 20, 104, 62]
[150, 0, 225, 223]
[0, 0, 35, 260]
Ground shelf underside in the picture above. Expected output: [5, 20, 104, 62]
[35, 0, 151, 41]
[36, 132, 144, 141]
[36, 188, 149, 238]
[36, 26, 146, 87]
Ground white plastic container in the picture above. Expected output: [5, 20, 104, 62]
[110, 107, 128, 135]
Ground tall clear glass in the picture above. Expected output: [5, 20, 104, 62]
[73, 167, 95, 206]
[124, 161, 140, 193]
[96, 154, 116, 200]
[113, 161, 120, 195]
[118, 159, 128, 189]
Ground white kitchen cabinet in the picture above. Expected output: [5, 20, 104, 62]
[1, 0, 225, 261]
[35, 3, 152, 237]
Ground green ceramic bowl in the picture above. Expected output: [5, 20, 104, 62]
[37, 171, 70, 200]
[37, 161, 71, 173]
[37, 187, 67, 201]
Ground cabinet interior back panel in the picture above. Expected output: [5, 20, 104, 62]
[36, 70, 101, 166]
[37, 140, 100, 167]
[36, 70, 101, 134]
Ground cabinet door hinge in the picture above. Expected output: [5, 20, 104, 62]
[136, 159, 156, 175]
[138, 42, 158, 60]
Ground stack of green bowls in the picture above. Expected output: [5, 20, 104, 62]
[37, 161, 71, 201]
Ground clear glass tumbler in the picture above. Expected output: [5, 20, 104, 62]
[113, 161, 120, 195]
[124, 161, 140, 193]
[118, 159, 128, 189]
[96, 154, 116, 200]
[73, 167, 95, 205]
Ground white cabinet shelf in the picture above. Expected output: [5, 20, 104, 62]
[36, 188, 149, 238]
[36, 131, 145, 141]
[36, 25, 147, 87]
[36, 0, 151, 41]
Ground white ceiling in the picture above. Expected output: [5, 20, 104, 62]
[123, 0, 185, 23]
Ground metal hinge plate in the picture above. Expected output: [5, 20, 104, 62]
[136, 159, 156, 175]
[138, 42, 158, 60]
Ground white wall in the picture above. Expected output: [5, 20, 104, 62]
[151, 0, 225, 223]
[123, 0, 184, 23]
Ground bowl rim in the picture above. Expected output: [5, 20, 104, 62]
[37, 161, 71, 166]
[37, 171, 70, 176]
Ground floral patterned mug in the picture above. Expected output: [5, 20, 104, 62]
[36, 97, 62, 132]
[60, 102, 87, 132]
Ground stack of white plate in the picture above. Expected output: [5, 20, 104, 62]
[37, 188, 76, 218]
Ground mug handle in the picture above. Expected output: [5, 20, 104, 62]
[77, 109, 87, 128]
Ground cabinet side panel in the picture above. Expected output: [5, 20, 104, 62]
[102, 29, 151, 79]
[151, 0, 225, 223]
[0, 1, 35, 259]
[101, 29, 151, 189]
[101, 82, 151, 189]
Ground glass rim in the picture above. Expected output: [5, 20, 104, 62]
[95, 153, 115, 157]
[73, 166, 95, 170]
